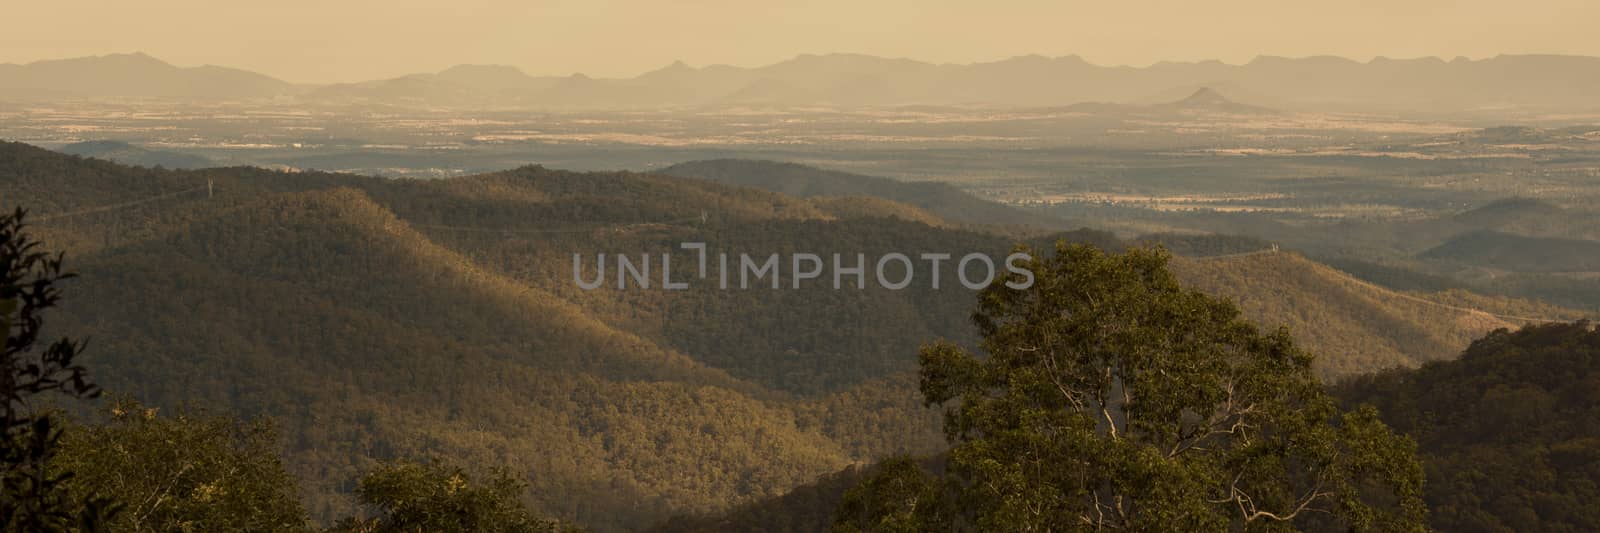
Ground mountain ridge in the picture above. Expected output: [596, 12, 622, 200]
[9, 52, 1600, 110]
[0, 51, 299, 99]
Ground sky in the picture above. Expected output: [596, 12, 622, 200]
[5, 0, 1599, 83]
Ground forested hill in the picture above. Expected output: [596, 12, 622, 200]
[658, 159, 1064, 229]
[1420, 230, 1600, 273]
[0, 140, 1580, 530]
[656, 321, 1600, 533]
[1336, 322, 1600, 531]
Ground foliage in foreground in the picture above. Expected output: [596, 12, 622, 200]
[834, 243, 1428, 531]
[52, 399, 582, 533]
[1, 208, 112, 531]
[332, 459, 577, 533]
[52, 400, 309, 532]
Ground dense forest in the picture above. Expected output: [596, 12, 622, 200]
[829, 244, 1426, 531]
[654, 320, 1600, 532]
[1337, 322, 1600, 531]
[2, 140, 1595, 531]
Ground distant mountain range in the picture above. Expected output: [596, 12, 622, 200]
[5, 51, 1600, 111]
[0, 52, 296, 99]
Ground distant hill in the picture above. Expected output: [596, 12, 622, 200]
[1169, 251, 1584, 377]
[1172, 194, 1600, 267]
[1451, 197, 1562, 226]
[304, 64, 564, 105]
[0, 52, 297, 99]
[1159, 87, 1275, 114]
[657, 159, 1063, 228]
[58, 140, 214, 169]
[1420, 230, 1600, 272]
[1447, 125, 1600, 145]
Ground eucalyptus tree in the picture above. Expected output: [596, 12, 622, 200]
[837, 243, 1427, 532]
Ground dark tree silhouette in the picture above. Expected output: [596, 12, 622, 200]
[1, 207, 114, 531]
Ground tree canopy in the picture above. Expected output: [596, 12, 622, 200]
[835, 243, 1428, 531]
[52, 400, 309, 532]
[332, 459, 575, 533]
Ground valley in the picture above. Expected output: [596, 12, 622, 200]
[3, 138, 1592, 529]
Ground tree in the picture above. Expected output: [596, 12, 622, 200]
[332, 459, 576, 533]
[52, 399, 310, 532]
[836, 243, 1427, 531]
[1, 207, 114, 531]
[832, 456, 949, 533]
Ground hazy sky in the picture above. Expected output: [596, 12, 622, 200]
[6, 0, 1598, 83]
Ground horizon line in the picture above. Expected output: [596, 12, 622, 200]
[4, 50, 1597, 86]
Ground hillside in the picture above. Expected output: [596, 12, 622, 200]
[351, 165, 1009, 395]
[1353, 196, 1600, 254]
[1406, 196, 1600, 247]
[57, 188, 869, 527]
[2, 140, 1585, 530]
[1336, 322, 1600, 531]
[1451, 197, 1561, 226]
[1420, 230, 1600, 273]
[805, 196, 948, 227]
[1170, 251, 1586, 377]
[2, 143, 977, 528]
